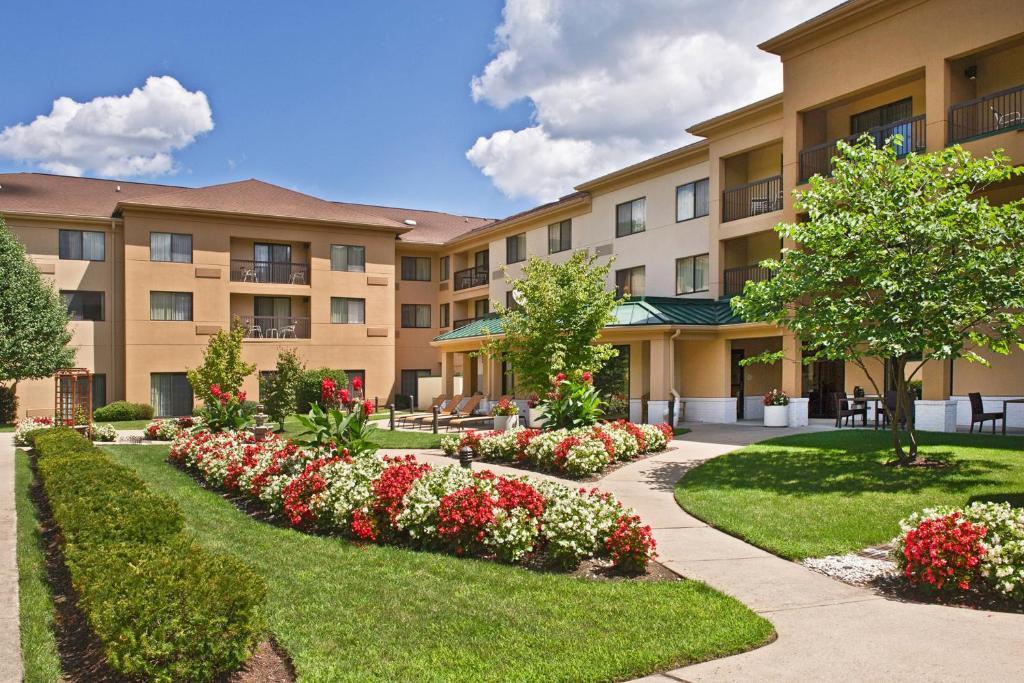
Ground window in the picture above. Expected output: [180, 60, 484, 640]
[331, 244, 365, 272]
[59, 229, 105, 261]
[440, 256, 450, 281]
[150, 232, 192, 262]
[62, 291, 104, 321]
[615, 198, 646, 237]
[675, 254, 709, 294]
[439, 303, 450, 328]
[151, 373, 192, 417]
[150, 292, 193, 321]
[548, 220, 572, 253]
[331, 297, 366, 324]
[475, 250, 489, 270]
[474, 299, 489, 318]
[401, 256, 431, 281]
[615, 266, 645, 297]
[401, 304, 431, 328]
[851, 97, 912, 135]
[676, 179, 710, 222]
[399, 369, 432, 409]
[344, 370, 366, 393]
[506, 233, 526, 264]
[92, 373, 107, 409]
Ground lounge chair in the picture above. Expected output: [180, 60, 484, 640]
[398, 394, 451, 428]
[410, 394, 466, 429]
[418, 394, 483, 430]
[969, 392, 1004, 434]
[447, 396, 512, 432]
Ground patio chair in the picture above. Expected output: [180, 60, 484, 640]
[833, 391, 867, 428]
[245, 323, 263, 338]
[433, 394, 484, 430]
[289, 271, 306, 285]
[880, 390, 916, 428]
[241, 267, 258, 282]
[968, 392, 1004, 434]
[278, 323, 297, 338]
[408, 394, 464, 429]
[448, 395, 511, 432]
[397, 394, 447, 427]
[991, 105, 1022, 129]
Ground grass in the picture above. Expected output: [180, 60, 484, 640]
[95, 419, 151, 429]
[280, 415, 444, 449]
[0, 423, 14, 432]
[675, 430, 1024, 560]
[672, 426, 691, 436]
[14, 450, 63, 683]
[104, 444, 773, 682]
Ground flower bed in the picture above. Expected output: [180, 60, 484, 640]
[440, 421, 673, 477]
[170, 429, 657, 572]
[145, 415, 204, 440]
[893, 502, 1024, 602]
[14, 417, 54, 446]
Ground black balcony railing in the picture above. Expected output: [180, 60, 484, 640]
[722, 175, 783, 223]
[949, 83, 1024, 144]
[723, 264, 776, 298]
[230, 259, 310, 285]
[453, 266, 489, 291]
[799, 114, 926, 182]
[238, 316, 311, 339]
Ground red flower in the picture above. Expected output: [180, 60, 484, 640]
[339, 388, 351, 406]
[237, 390, 247, 402]
[901, 512, 987, 594]
[437, 486, 496, 555]
[606, 513, 657, 573]
[210, 384, 222, 398]
[372, 456, 432, 528]
[494, 477, 545, 518]
[581, 371, 592, 383]
[352, 377, 363, 392]
[362, 399, 374, 416]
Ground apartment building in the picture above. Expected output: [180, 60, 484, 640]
[2, 0, 1022, 430]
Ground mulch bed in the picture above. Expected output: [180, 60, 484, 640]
[25, 455, 295, 682]
[869, 575, 1024, 615]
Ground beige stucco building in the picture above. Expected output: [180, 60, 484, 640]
[2, 0, 1022, 430]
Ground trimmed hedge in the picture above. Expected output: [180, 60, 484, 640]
[93, 401, 154, 422]
[32, 427, 266, 681]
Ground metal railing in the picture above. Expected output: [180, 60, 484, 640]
[723, 264, 776, 298]
[722, 175, 783, 223]
[453, 266, 489, 291]
[230, 259, 310, 285]
[238, 316, 311, 339]
[949, 83, 1024, 144]
[799, 114, 926, 182]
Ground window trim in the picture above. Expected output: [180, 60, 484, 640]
[62, 290, 105, 321]
[400, 256, 432, 282]
[330, 244, 366, 272]
[506, 233, 527, 264]
[547, 219, 572, 254]
[675, 253, 710, 295]
[58, 229, 105, 261]
[675, 178, 710, 223]
[330, 297, 366, 324]
[615, 197, 646, 238]
[400, 303, 432, 329]
[149, 231, 193, 263]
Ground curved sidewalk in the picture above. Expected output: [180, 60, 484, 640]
[600, 424, 1024, 682]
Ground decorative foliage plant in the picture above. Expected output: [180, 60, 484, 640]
[537, 371, 604, 430]
[292, 378, 377, 458]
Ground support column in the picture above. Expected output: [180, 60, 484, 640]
[442, 352, 456, 397]
[464, 353, 479, 395]
[781, 333, 808, 427]
[647, 334, 675, 425]
[918, 359, 956, 432]
[679, 337, 736, 423]
[628, 341, 646, 423]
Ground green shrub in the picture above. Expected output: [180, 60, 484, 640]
[295, 368, 347, 412]
[0, 385, 16, 423]
[19, 427, 52, 449]
[33, 427, 97, 457]
[69, 540, 266, 683]
[93, 401, 154, 422]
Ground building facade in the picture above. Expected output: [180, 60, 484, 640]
[2, 0, 1022, 430]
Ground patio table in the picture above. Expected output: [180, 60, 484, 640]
[1002, 398, 1024, 435]
[851, 395, 884, 429]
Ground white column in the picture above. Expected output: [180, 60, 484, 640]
[788, 397, 809, 427]
[679, 397, 737, 423]
[916, 399, 957, 433]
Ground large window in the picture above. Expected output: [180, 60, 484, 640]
[331, 297, 365, 324]
[615, 198, 646, 237]
[675, 254, 709, 294]
[62, 291, 104, 321]
[440, 256, 450, 281]
[615, 266, 645, 297]
[676, 179, 710, 222]
[474, 299, 489, 318]
[401, 256, 431, 281]
[331, 244, 365, 272]
[150, 291, 193, 321]
[506, 233, 526, 264]
[439, 303, 450, 328]
[548, 219, 572, 253]
[150, 232, 192, 263]
[59, 229, 104, 261]
[151, 373, 192, 417]
[92, 373, 107, 409]
[401, 304, 431, 328]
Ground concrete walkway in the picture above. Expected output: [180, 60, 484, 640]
[0, 433, 24, 682]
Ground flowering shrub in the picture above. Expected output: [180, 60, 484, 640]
[293, 378, 377, 457]
[762, 389, 790, 406]
[145, 415, 206, 441]
[14, 416, 54, 446]
[170, 429, 656, 572]
[894, 502, 1024, 601]
[441, 420, 672, 477]
[537, 371, 604, 430]
[203, 384, 249, 432]
[490, 398, 520, 416]
[92, 423, 118, 442]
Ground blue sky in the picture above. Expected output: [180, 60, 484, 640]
[0, 1, 840, 218]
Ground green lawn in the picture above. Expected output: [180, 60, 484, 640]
[280, 415, 444, 449]
[675, 430, 1024, 560]
[0, 424, 14, 432]
[14, 450, 63, 683]
[96, 419, 151, 429]
[104, 444, 773, 682]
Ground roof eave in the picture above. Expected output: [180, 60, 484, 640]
[757, 0, 887, 55]
[574, 140, 709, 193]
[115, 202, 413, 233]
[686, 94, 784, 138]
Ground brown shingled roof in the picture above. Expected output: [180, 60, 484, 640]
[0, 172, 183, 219]
[337, 202, 494, 244]
[119, 178, 407, 228]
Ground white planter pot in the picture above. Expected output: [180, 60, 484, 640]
[493, 414, 519, 431]
[528, 408, 546, 428]
[763, 404, 789, 427]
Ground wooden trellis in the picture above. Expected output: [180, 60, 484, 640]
[54, 367, 92, 437]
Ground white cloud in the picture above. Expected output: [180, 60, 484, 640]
[468, 0, 843, 202]
[0, 76, 213, 177]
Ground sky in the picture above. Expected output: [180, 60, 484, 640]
[0, 0, 841, 219]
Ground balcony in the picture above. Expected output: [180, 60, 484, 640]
[799, 114, 926, 182]
[238, 315, 311, 339]
[722, 175, 783, 223]
[230, 259, 310, 285]
[949, 83, 1024, 144]
[723, 264, 775, 298]
[453, 266, 488, 291]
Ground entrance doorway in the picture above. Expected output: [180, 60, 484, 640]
[803, 359, 845, 418]
[730, 350, 745, 419]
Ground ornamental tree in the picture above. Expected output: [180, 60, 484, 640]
[260, 348, 304, 430]
[0, 218, 75, 417]
[480, 251, 620, 394]
[732, 137, 1024, 465]
[187, 322, 255, 403]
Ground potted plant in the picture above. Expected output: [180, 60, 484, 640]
[491, 397, 520, 431]
[762, 389, 790, 427]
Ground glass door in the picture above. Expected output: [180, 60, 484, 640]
[254, 296, 291, 337]
[254, 243, 292, 283]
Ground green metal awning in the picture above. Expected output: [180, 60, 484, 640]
[433, 296, 744, 342]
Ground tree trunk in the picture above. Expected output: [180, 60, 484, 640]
[892, 360, 917, 465]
